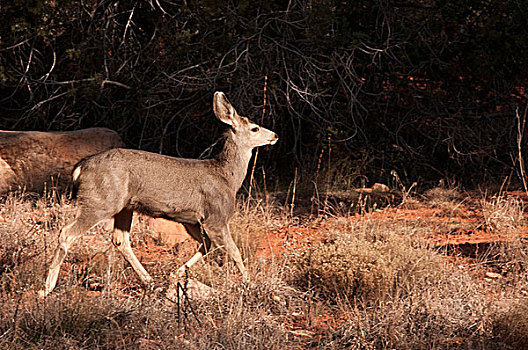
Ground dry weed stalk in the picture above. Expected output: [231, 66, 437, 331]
[516, 106, 528, 193]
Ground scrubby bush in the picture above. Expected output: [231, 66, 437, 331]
[294, 221, 445, 304]
[481, 195, 525, 234]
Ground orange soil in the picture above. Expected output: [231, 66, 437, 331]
[257, 192, 528, 259]
[6, 190, 526, 298]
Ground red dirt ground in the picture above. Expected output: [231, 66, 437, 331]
[59, 190, 527, 279]
[256, 191, 528, 260]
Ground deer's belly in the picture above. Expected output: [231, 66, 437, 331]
[128, 196, 204, 224]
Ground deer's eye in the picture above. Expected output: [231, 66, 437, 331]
[251, 127, 260, 133]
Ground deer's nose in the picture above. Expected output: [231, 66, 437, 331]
[269, 134, 279, 145]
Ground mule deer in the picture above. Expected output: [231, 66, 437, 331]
[40, 92, 278, 296]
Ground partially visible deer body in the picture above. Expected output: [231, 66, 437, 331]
[40, 92, 278, 297]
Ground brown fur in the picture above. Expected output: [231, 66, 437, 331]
[40, 92, 278, 296]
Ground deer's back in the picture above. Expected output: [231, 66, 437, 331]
[74, 148, 235, 224]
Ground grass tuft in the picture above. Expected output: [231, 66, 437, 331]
[292, 220, 445, 304]
[481, 195, 525, 233]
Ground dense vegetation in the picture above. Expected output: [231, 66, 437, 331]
[1, 0, 528, 188]
[1, 188, 528, 348]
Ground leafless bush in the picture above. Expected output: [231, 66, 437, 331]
[2, 1, 527, 188]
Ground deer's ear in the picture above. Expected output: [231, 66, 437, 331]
[213, 91, 238, 127]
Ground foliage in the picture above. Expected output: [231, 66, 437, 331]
[1, 0, 528, 187]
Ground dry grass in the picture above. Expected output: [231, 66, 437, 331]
[423, 186, 466, 216]
[290, 218, 495, 348]
[292, 219, 446, 305]
[0, 190, 527, 348]
[493, 300, 528, 348]
[476, 194, 528, 280]
[480, 194, 525, 233]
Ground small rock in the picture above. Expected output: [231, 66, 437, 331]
[289, 329, 315, 338]
[485, 271, 502, 279]
[165, 277, 215, 301]
[372, 183, 390, 192]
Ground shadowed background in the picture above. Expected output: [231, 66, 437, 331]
[1, 0, 527, 189]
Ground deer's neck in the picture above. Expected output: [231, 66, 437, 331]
[216, 131, 253, 191]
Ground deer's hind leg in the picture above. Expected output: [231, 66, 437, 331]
[219, 226, 248, 282]
[40, 211, 104, 297]
[112, 209, 152, 285]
